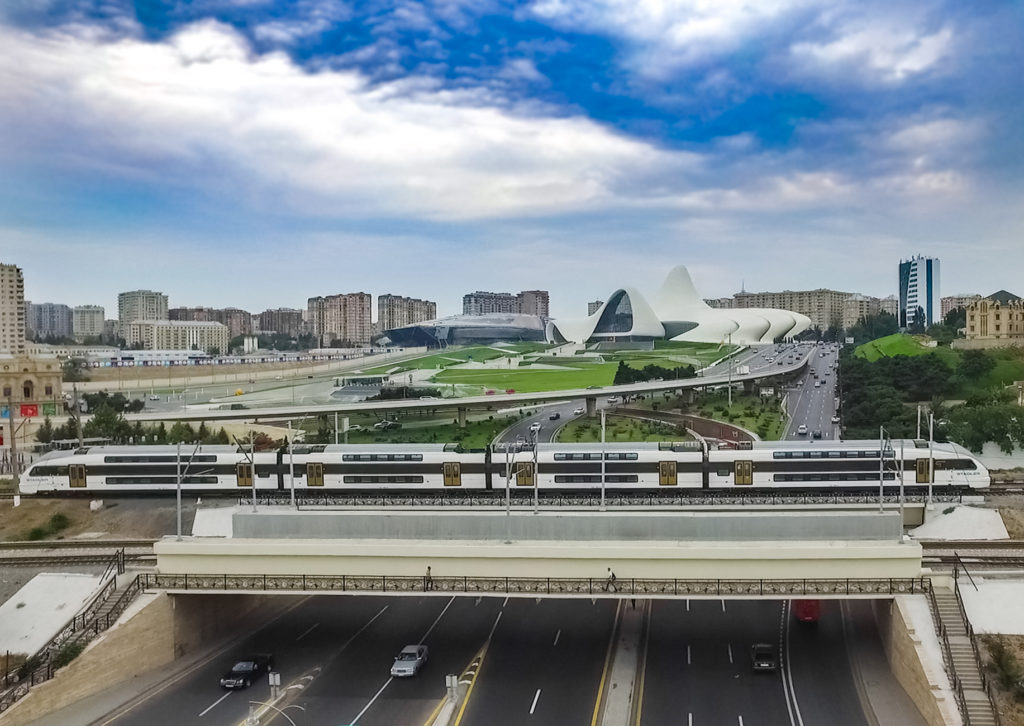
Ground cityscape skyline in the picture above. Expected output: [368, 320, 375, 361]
[3, 2, 1023, 318]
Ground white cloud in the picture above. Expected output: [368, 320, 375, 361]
[791, 25, 953, 83]
[0, 20, 700, 220]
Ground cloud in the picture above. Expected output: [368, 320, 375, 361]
[252, 0, 350, 45]
[0, 20, 702, 220]
[791, 24, 954, 83]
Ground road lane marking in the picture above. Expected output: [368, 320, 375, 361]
[590, 600, 624, 726]
[687, 645, 691, 665]
[197, 691, 231, 717]
[783, 601, 806, 726]
[453, 614, 503, 726]
[346, 676, 393, 725]
[530, 689, 541, 714]
[688, 714, 693, 726]
[553, 629, 561, 646]
[633, 602, 651, 726]
[420, 596, 455, 643]
[721, 599, 726, 612]
[728, 644, 733, 664]
[296, 623, 319, 641]
[686, 599, 690, 612]
[738, 717, 744, 726]
[503, 596, 509, 607]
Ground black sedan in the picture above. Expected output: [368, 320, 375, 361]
[220, 654, 274, 689]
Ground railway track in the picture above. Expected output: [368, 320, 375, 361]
[0, 539, 157, 551]
[0, 552, 157, 567]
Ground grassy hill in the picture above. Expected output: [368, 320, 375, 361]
[855, 334, 936, 361]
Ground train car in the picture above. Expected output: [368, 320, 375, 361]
[707, 440, 988, 491]
[530, 441, 705, 490]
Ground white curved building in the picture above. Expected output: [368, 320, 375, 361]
[549, 266, 811, 345]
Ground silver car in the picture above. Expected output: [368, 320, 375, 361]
[391, 645, 428, 677]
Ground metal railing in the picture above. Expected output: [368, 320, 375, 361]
[0, 552, 144, 714]
[953, 572, 1003, 726]
[925, 580, 972, 725]
[139, 572, 927, 597]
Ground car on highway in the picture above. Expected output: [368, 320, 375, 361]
[573, 407, 585, 415]
[220, 654, 273, 689]
[812, 430, 823, 439]
[831, 415, 840, 424]
[751, 643, 777, 672]
[148, 394, 160, 401]
[529, 422, 542, 433]
[814, 380, 821, 387]
[607, 396, 620, 403]
[391, 644, 428, 677]
[549, 412, 561, 421]
[797, 424, 808, 435]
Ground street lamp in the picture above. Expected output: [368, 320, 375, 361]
[600, 408, 606, 511]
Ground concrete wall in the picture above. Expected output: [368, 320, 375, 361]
[231, 510, 904, 542]
[155, 537, 924, 580]
[873, 596, 961, 726]
[1, 591, 297, 726]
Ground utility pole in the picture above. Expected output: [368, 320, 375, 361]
[73, 383, 83, 447]
[600, 408, 607, 512]
[5, 396, 17, 488]
[928, 413, 935, 508]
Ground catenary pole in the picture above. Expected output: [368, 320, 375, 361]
[928, 413, 935, 507]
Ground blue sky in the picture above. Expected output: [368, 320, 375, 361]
[2, 0, 1022, 320]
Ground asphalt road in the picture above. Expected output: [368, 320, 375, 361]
[783, 345, 840, 440]
[639, 599, 868, 726]
[456, 598, 619, 726]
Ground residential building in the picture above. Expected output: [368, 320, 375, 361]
[378, 294, 437, 332]
[118, 289, 168, 329]
[703, 298, 734, 309]
[0, 263, 26, 355]
[127, 320, 229, 353]
[27, 302, 74, 340]
[517, 290, 550, 319]
[103, 319, 120, 342]
[842, 294, 884, 330]
[587, 300, 603, 316]
[257, 308, 304, 338]
[961, 291, 1024, 348]
[170, 306, 252, 338]
[879, 296, 899, 318]
[73, 305, 105, 341]
[732, 288, 850, 331]
[463, 291, 519, 316]
[307, 293, 372, 346]
[941, 294, 981, 319]
[898, 255, 940, 328]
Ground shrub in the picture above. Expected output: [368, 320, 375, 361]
[27, 527, 47, 541]
[984, 635, 1023, 691]
[52, 640, 86, 669]
[49, 513, 70, 532]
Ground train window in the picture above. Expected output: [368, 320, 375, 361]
[554, 475, 602, 483]
[716, 469, 730, 477]
[605, 475, 639, 483]
[828, 451, 841, 458]
[605, 453, 639, 461]
[343, 475, 425, 484]
[809, 451, 823, 458]
[773, 452, 791, 459]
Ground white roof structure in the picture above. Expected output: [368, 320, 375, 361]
[549, 265, 811, 345]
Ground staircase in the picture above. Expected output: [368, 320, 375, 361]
[929, 583, 999, 726]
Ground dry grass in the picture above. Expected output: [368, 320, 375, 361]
[0, 498, 182, 541]
[980, 635, 1024, 726]
[1000, 507, 1024, 539]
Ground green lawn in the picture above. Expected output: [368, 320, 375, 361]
[494, 342, 557, 354]
[855, 334, 937, 361]
[629, 390, 785, 440]
[360, 346, 509, 375]
[433, 364, 617, 393]
[342, 417, 516, 449]
[556, 416, 689, 443]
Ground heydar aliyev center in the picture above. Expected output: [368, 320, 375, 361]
[548, 266, 812, 345]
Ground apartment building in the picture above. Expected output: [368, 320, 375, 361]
[898, 255, 940, 327]
[463, 290, 550, 317]
[170, 306, 253, 338]
[517, 290, 550, 319]
[27, 302, 73, 340]
[378, 294, 437, 332]
[733, 288, 851, 331]
[307, 293, 372, 345]
[257, 308, 304, 337]
[941, 294, 980, 319]
[73, 305, 105, 341]
[0, 263, 26, 355]
[128, 320, 229, 352]
[118, 290, 168, 329]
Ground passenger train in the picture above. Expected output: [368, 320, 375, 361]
[18, 439, 989, 495]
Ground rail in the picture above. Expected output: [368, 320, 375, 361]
[0, 556, 145, 714]
[0, 553, 156, 567]
[139, 572, 927, 597]
[0, 539, 156, 551]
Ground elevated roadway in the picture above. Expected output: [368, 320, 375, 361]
[123, 352, 808, 424]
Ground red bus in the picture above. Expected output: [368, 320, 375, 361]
[793, 599, 821, 623]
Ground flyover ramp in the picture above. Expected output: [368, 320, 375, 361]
[152, 508, 924, 594]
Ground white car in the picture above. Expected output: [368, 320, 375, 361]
[831, 415, 840, 424]
[797, 424, 808, 435]
[529, 422, 542, 433]
[391, 645, 428, 677]
[148, 394, 160, 401]
[572, 407, 585, 415]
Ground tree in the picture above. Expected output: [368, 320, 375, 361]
[959, 349, 996, 380]
[944, 306, 967, 330]
[82, 404, 132, 442]
[908, 306, 927, 334]
[847, 312, 899, 344]
[62, 357, 90, 382]
[167, 421, 197, 443]
[35, 417, 54, 444]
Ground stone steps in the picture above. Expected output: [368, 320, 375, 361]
[929, 586, 997, 726]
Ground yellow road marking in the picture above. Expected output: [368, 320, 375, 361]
[590, 599, 624, 726]
[453, 644, 490, 726]
[633, 603, 651, 726]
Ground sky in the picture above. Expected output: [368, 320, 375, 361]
[2, 0, 1022, 321]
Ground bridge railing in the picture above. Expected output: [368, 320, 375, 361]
[140, 573, 927, 598]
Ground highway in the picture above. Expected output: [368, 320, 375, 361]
[496, 342, 802, 446]
[782, 344, 840, 440]
[638, 599, 868, 726]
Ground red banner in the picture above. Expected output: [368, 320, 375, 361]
[20, 404, 38, 418]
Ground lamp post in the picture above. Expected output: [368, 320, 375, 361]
[727, 333, 733, 410]
[600, 408, 607, 511]
[288, 420, 296, 509]
[504, 442, 513, 544]
[878, 426, 885, 513]
[532, 430, 539, 515]
[928, 413, 935, 508]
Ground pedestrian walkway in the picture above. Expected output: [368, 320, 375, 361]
[930, 586, 997, 726]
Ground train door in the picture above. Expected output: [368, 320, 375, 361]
[306, 462, 324, 487]
[516, 462, 535, 487]
[69, 464, 87, 489]
[236, 462, 254, 488]
[734, 460, 753, 486]
[916, 458, 932, 484]
[658, 461, 677, 486]
[443, 462, 462, 487]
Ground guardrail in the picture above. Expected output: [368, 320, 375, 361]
[139, 572, 928, 597]
[925, 580, 972, 725]
[0, 551, 143, 714]
[953, 572, 1003, 726]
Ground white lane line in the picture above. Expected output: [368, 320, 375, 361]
[686, 599, 690, 612]
[727, 644, 733, 664]
[738, 716, 744, 726]
[553, 629, 561, 646]
[503, 596, 509, 608]
[419, 596, 455, 644]
[784, 601, 806, 726]
[688, 714, 693, 726]
[347, 676, 393, 725]
[296, 623, 319, 641]
[197, 691, 231, 717]
[529, 688, 541, 714]
[687, 645, 691, 665]
[721, 599, 726, 613]
[779, 602, 796, 726]
[487, 610, 503, 640]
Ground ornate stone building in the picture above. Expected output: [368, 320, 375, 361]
[960, 290, 1024, 349]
